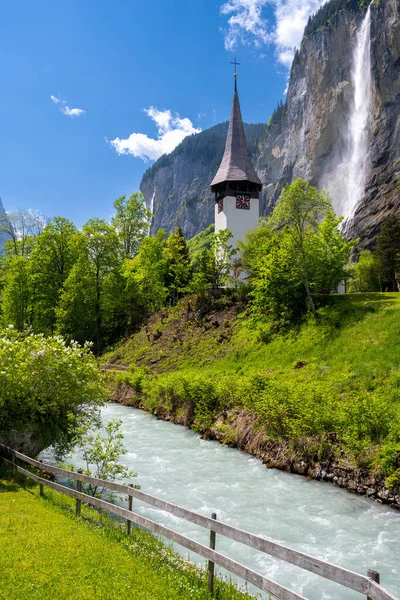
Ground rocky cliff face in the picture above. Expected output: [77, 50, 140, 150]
[357, 0, 400, 245]
[141, 0, 400, 244]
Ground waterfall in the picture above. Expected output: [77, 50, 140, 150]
[341, 5, 372, 222]
[150, 189, 155, 216]
[338, 6, 372, 221]
[148, 189, 156, 233]
[322, 6, 372, 224]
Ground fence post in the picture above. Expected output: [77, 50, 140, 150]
[75, 469, 83, 517]
[367, 569, 380, 600]
[39, 460, 44, 497]
[208, 512, 217, 596]
[126, 484, 134, 535]
[11, 452, 16, 476]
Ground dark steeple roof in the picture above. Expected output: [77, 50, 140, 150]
[210, 89, 262, 191]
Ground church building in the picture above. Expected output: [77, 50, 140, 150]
[210, 72, 262, 249]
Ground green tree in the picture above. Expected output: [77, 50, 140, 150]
[187, 224, 214, 269]
[29, 217, 77, 334]
[245, 182, 354, 329]
[347, 250, 381, 292]
[0, 328, 105, 455]
[241, 220, 274, 278]
[376, 216, 400, 291]
[309, 210, 356, 295]
[248, 230, 306, 330]
[0, 209, 46, 257]
[60, 419, 137, 497]
[57, 220, 121, 351]
[0, 255, 31, 330]
[270, 179, 332, 315]
[122, 230, 167, 325]
[56, 252, 97, 347]
[164, 227, 192, 304]
[190, 229, 237, 309]
[111, 192, 151, 259]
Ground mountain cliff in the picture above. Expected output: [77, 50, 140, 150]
[141, 0, 400, 244]
[141, 122, 266, 239]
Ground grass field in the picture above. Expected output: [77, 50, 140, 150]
[0, 473, 254, 600]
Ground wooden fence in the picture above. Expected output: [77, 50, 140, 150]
[0, 443, 397, 600]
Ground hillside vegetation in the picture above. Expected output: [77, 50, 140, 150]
[104, 293, 400, 494]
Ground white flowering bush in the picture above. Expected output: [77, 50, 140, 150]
[0, 327, 106, 450]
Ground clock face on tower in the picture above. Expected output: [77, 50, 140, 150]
[236, 194, 250, 210]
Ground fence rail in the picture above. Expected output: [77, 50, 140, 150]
[0, 443, 397, 600]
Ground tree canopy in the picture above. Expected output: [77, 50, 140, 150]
[244, 179, 355, 328]
[376, 215, 400, 292]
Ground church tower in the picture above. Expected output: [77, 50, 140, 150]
[210, 70, 262, 249]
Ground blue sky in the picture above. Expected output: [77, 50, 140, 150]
[0, 0, 324, 227]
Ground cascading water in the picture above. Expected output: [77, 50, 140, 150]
[148, 189, 156, 232]
[322, 5, 373, 224]
[342, 4, 372, 221]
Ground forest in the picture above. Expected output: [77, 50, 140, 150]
[0, 180, 399, 355]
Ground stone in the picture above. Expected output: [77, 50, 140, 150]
[377, 488, 390, 501]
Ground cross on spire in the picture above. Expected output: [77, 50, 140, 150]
[230, 55, 241, 91]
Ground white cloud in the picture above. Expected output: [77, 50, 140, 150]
[61, 106, 85, 118]
[273, 0, 326, 67]
[50, 94, 85, 117]
[221, 0, 270, 50]
[110, 107, 201, 162]
[220, 0, 326, 67]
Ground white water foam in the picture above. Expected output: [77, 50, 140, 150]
[322, 6, 373, 225]
[148, 188, 156, 231]
[342, 5, 372, 221]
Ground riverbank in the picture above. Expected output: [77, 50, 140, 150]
[111, 395, 400, 511]
[0, 471, 254, 600]
[103, 292, 400, 510]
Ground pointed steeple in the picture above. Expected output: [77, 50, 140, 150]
[210, 88, 262, 192]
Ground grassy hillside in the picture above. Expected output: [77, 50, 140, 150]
[0, 471, 253, 600]
[104, 293, 400, 494]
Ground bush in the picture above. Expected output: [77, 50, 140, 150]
[0, 327, 106, 452]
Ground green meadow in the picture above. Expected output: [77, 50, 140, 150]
[0, 470, 254, 600]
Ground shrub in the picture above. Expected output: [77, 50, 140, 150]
[0, 327, 106, 452]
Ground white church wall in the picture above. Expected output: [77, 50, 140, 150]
[215, 195, 259, 248]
